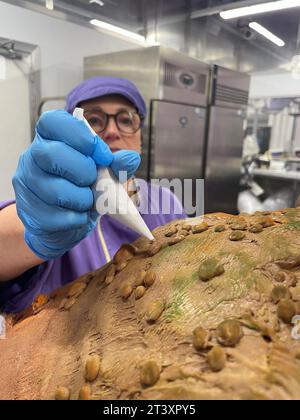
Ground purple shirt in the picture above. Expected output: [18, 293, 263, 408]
[0, 180, 186, 313]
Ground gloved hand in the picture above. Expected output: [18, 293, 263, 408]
[13, 110, 141, 261]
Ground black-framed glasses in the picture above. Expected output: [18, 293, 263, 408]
[83, 109, 143, 134]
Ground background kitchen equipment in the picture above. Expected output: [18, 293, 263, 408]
[84, 46, 250, 215]
[205, 65, 250, 213]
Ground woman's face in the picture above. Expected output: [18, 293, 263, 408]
[80, 95, 142, 154]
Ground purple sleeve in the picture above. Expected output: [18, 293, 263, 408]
[0, 200, 50, 313]
[0, 209, 103, 313]
[0, 266, 42, 313]
[0, 200, 15, 210]
[138, 182, 188, 231]
[0, 260, 64, 314]
[0, 232, 103, 314]
[159, 186, 188, 224]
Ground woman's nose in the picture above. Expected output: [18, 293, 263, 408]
[101, 117, 121, 141]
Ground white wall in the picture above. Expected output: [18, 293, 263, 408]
[0, 1, 139, 200]
[0, 58, 31, 200]
[0, 1, 138, 98]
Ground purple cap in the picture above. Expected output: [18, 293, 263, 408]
[65, 76, 147, 118]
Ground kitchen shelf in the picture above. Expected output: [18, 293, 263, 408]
[253, 168, 300, 181]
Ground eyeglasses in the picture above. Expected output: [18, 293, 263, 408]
[83, 109, 143, 135]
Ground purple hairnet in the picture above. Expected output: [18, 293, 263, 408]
[65, 76, 147, 118]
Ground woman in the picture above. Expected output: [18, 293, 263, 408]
[0, 77, 186, 313]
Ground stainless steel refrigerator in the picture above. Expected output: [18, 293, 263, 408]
[205, 66, 250, 214]
[84, 46, 250, 215]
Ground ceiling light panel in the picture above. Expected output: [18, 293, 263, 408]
[249, 21, 285, 46]
[220, 0, 300, 20]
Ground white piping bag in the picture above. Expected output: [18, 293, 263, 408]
[73, 108, 154, 241]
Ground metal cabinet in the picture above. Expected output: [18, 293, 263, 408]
[149, 100, 206, 180]
[205, 106, 245, 214]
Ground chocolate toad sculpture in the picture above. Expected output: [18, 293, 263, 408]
[1, 208, 300, 400]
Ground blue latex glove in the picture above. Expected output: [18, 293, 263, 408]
[13, 110, 141, 261]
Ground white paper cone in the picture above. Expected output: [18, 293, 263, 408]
[73, 108, 154, 241]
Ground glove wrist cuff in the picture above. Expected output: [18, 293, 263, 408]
[24, 231, 66, 261]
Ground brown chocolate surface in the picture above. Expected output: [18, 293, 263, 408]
[1, 209, 300, 400]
